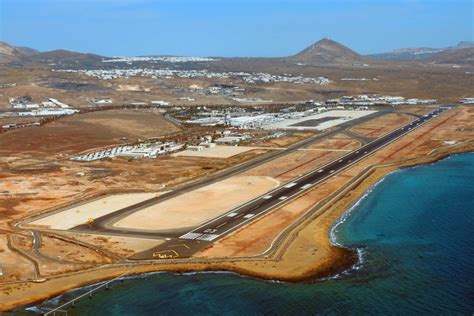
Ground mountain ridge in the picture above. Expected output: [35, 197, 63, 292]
[1, 38, 472, 66]
[371, 41, 474, 59]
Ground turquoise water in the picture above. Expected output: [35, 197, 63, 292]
[29, 153, 474, 315]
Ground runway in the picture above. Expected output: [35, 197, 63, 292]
[68, 111, 387, 238]
[131, 107, 448, 259]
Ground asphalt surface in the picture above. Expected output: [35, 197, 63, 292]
[130, 107, 447, 259]
[70, 111, 387, 238]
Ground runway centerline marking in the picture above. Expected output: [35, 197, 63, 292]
[216, 222, 227, 229]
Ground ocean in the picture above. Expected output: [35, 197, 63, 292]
[25, 152, 474, 315]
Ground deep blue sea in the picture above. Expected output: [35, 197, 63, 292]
[26, 153, 474, 315]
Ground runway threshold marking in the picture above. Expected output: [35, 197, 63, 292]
[196, 234, 219, 241]
[179, 232, 202, 240]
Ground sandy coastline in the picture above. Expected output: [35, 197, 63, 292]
[2, 141, 472, 312]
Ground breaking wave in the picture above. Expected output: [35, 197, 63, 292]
[326, 172, 395, 279]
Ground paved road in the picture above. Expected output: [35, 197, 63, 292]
[71, 111, 388, 238]
[131, 107, 448, 260]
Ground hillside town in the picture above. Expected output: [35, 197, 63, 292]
[52, 68, 332, 85]
[102, 56, 218, 63]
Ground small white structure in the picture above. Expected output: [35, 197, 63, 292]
[215, 136, 244, 145]
[12, 103, 39, 109]
[187, 145, 205, 151]
[199, 142, 216, 148]
[49, 98, 70, 108]
[151, 100, 170, 106]
[94, 99, 112, 104]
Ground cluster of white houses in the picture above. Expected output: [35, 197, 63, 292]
[8, 97, 78, 117]
[70, 141, 184, 161]
[102, 56, 218, 63]
[459, 97, 474, 105]
[70, 130, 258, 161]
[52, 68, 331, 85]
[1, 122, 41, 131]
[326, 95, 437, 106]
[340, 77, 379, 81]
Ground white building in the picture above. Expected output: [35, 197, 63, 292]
[215, 136, 245, 145]
[151, 100, 171, 106]
[187, 145, 205, 151]
[94, 99, 112, 104]
[49, 98, 70, 108]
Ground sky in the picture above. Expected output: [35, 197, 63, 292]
[0, 0, 472, 57]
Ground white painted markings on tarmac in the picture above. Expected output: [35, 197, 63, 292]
[279, 196, 288, 200]
[284, 182, 297, 188]
[215, 222, 227, 229]
[227, 212, 238, 217]
[244, 214, 255, 219]
[262, 195, 273, 199]
[180, 232, 220, 241]
[179, 232, 203, 240]
[301, 184, 312, 190]
[196, 234, 219, 241]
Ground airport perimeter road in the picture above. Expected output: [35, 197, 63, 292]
[131, 107, 448, 259]
[71, 111, 387, 237]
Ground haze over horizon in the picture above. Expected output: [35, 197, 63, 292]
[1, 0, 473, 57]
